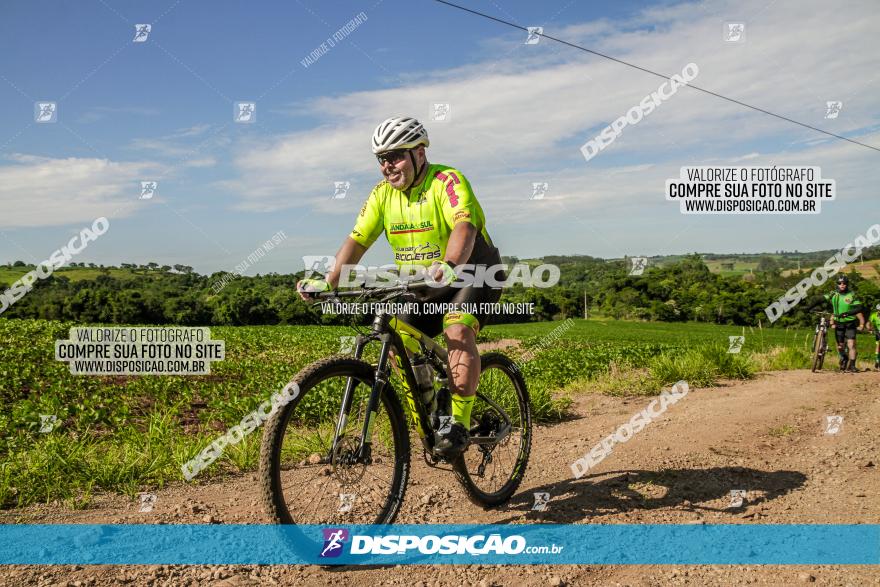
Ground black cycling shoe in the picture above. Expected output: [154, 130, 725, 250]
[434, 422, 470, 457]
[846, 361, 859, 373]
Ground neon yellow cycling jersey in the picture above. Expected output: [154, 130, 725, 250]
[349, 163, 498, 267]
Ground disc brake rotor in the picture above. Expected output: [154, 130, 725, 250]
[330, 437, 368, 484]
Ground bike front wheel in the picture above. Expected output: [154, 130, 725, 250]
[260, 356, 410, 525]
[452, 352, 532, 507]
[811, 329, 826, 372]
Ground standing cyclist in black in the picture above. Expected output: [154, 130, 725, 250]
[824, 274, 865, 372]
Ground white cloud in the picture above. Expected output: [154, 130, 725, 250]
[128, 124, 227, 162]
[0, 154, 160, 228]
[6, 0, 878, 262]
[224, 0, 879, 227]
[184, 157, 217, 168]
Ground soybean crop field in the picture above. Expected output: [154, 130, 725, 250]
[1, 317, 869, 508]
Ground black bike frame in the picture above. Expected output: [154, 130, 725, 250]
[316, 281, 513, 465]
[320, 284, 450, 463]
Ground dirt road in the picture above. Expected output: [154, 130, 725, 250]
[2, 369, 878, 586]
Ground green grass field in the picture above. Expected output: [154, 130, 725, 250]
[702, 259, 759, 276]
[492, 318, 809, 349]
[1, 317, 876, 508]
[0, 266, 149, 284]
[781, 261, 880, 280]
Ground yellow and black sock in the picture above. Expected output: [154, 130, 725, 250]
[450, 393, 475, 429]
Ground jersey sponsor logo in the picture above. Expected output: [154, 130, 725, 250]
[453, 210, 471, 223]
[435, 170, 462, 207]
[359, 201, 368, 217]
[395, 250, 441, 261]
[434, 170, 460, 183]
[396, 243, 437, 252]
[446, 183, 459, 206]
[395, 242, 440, 262]
[390, 220, 434, 234]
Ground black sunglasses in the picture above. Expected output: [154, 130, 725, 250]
[376, 149, 409, 165]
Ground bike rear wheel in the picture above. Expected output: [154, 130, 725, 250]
[452, 352, 532, 507]
[260, 356, 410, 525]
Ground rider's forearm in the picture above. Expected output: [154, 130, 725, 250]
[326, 237, 368, 289]
[444, 222, 476, 266]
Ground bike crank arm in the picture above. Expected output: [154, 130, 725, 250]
[470, 425, 512, 446]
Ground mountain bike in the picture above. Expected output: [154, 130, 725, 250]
[259, 280, 532, 525]
[811, 312, 829, 372]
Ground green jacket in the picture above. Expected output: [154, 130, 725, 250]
[825, 290, 863, 323]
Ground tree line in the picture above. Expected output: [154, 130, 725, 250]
[1, 251, 878, 327]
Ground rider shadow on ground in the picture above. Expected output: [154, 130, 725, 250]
[494, 467, 808, 524]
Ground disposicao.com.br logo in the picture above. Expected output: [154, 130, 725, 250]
[321, 528, 563, 557]
[320, 528, 349, 558]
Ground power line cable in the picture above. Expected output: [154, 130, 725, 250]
[434, 0, 880, 153]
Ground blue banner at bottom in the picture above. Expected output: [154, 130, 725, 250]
[0, 524, 877, 565]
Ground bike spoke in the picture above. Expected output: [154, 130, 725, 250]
[458, 361, 528, 498]
[268, 369, 403, 525]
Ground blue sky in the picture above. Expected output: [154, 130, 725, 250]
[1, 0, 878, 275]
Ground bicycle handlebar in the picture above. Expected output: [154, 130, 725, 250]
[309, 279, 438, 301]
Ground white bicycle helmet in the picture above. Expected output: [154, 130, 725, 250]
[371, 116, 430, 154]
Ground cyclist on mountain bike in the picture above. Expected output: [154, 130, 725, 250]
[825, 274, 865, 372]
[868, 303, 880, 370]
[296, 115, 504, 457]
